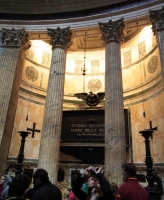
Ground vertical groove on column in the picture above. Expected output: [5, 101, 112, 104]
[0, 46, 21, 176]
[0, 48, 19, 143]
[38, 47, 66, 184]
[105, 42, 126, 185]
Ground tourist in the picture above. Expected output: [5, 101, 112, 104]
[115, 163, 149, 200]
[68, 170, 88, 200]
[87, 166, 115, 200]
[0, 175, 12, 199]
[6, 174, 30, 200]
[31, 168, 62, 200]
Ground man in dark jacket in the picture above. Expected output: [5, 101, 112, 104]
[31, 168, 62, 200]
[115, 163, 149, 200]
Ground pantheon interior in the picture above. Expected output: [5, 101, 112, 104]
[0, 0, 164, 198]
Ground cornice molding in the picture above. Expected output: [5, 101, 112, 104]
[0, 1, 163, 31]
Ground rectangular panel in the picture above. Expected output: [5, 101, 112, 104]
[61, 109, 129, 145]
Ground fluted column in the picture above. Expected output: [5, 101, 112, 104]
[38, 27, 72, 184]
[150, 7, 164, 78]
[99, 19, 126, 185]
[0, 28, 30, 176]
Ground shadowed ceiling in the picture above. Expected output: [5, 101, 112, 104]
[0, 0, 128, 14]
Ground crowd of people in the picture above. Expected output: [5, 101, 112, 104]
[0, 163, 150, 200]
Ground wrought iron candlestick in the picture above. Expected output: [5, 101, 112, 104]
[139, 129, 162, 200]
[15, 131, 31, 175]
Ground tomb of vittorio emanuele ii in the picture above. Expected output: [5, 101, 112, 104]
[0, 0, 164, 198]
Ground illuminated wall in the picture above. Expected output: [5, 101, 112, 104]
[8, 26, 164, 166]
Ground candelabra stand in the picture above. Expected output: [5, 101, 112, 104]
[139, 129, 162, 200]
[15, 131, 31, 175]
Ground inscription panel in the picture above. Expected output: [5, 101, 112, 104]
[61, 110, 104, 143]
[61, 110, 129, 144]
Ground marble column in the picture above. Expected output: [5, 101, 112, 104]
[99, 19, 126, 185]
[150, 7, 164, 78]
[0, 28, 30, 176]
[38, 27, 72, 184]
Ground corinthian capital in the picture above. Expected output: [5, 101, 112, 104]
[47, 27, 72, 50]
[150, 7, 164, 34]
[2, 28, 29, 47]
[99, 18, 125, 45]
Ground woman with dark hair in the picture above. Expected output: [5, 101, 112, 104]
[6, 174, 30, 200]
[68, 173, 88, 200]
[0, 175, 12, 200]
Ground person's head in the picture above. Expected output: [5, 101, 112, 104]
[24, 170, 33, 186]
[87, 175, 100, 189]
[9, 174, 30, 197]
[33, 168, 49, 186]
[122, 163, 136, 179]
[1, 175, 12, 189]
[0, 176, 5, 185]
[71, 174, 81, 188]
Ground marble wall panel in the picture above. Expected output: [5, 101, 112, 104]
[122, 62, 145, 90]
[64, 75, 83, 93]
[22, 59, 50, 90]
[26, 41, 52, 67]
[8, 98, 44, 159]
[121, 26, 154, 68]
[131, 92, 164, 163]
[66, 51, 105, 74]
